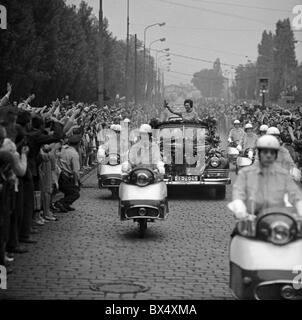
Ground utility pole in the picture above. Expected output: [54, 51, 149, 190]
[98, 0, 104, 108]
[134, 34, 138, 106]
[125, 0, 130, 109]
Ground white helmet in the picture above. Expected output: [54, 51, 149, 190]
[139, 124, 152, 134]
[110, 124, 116, 131]
[259, 124, 268, 132]
[234, 120, 240, 125]
[256, 135, 280, 150]
[244, 123, 253, 130]
[267, 127, 280, 136]
[123, 118, 130, 123]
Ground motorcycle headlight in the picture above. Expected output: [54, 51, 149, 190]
[108, 154, 119, 165]
[269, 221, 291, 245]
[210, 157, 220, 168]
[131, 169, 154, 187]
[257, 213, 296, 245]
[137, 172, 150, 187]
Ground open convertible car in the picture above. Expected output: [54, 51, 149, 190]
[157, 119, 231, 199]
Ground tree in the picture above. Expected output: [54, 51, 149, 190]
[295, 63, 302, 102]
[271, 19, 297, 101]
[0, 0, 157, 106]
[192, 59, 224, 98]
[232, 63, 257, 100]
[257, 30, 275, 100]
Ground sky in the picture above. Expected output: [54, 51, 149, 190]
[67, 0, 302, 85]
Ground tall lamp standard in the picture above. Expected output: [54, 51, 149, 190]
[157, 60, 172, 104]
[98, 0, 104, 107]
[147, 38, 166, 102]
[143, 22, 166, 97]
[125, 0, 130, 109]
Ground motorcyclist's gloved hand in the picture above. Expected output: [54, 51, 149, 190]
[236, 145, 242, 152]
[227, 199, 248, 220]
[157, 161, 165, 175]
[228, 137, 232, 143]
[97, 146, 106, 163]
[121, 161, 132, 173]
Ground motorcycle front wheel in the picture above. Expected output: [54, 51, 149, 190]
[138, 219, 147, 238]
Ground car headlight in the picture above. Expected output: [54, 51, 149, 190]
[269, 221, 291, 245]
[210, 157, 220, 168]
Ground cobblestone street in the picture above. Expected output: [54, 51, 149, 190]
[1, 169, 235, 300]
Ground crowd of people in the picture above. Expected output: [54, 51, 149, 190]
[224, 102, 302, 171]
[0, 83, 135, 274]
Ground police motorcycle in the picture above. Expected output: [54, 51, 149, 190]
[229, 205, 302, 300]
[235, 148, 255, 175]
[97, 124, 123, 198]
[227, 120, 241, 165]
[227, 140, 239, 165]
[229, 135, 302, 300]
[235, 124, 256, 174]
[118, 124, 168, 238]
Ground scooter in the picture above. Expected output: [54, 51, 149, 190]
[235, 148, 255, 175]
[97, 153, 122, 197]
[227, 141, 239, 166]
[230, 207, 302, 300]
[119, 167, 168, 238]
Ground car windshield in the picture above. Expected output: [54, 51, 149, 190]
[158, 123, 210, 145]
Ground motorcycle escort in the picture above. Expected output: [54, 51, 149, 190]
[227, 141, 239, 166]
[235, 148, 255, 175]
[229, 207, 302, 300]
[119, 166, 168, 238]
[97, 152, 122, 198]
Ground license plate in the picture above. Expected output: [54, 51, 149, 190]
[174, 176, 199, 182]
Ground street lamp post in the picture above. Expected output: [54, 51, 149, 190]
[125, 0, 130, 109]
[147, 38, 166, 102]
[98, 0, 104, 108]
[143, 22, 166, 99]
[157, 60, 172, 104]
[155, 48, 170, 70]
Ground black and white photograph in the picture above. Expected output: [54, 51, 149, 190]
[0, 0, 302, 304]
